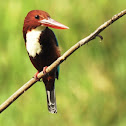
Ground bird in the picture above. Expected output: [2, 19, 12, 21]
[23, 10, 69, 113]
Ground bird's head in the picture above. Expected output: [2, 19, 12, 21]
[23, 10, 69, 40]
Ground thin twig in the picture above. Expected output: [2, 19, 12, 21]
[0, 9, 126, 113]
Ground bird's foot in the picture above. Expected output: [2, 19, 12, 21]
[33, 71, 41, 81]
[33, 66, 48, 81]
[43, 66, 48, 74]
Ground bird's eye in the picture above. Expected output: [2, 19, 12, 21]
[35, 15, 40, 19]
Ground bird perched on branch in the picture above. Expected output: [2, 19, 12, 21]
[23, 10, 69, 113]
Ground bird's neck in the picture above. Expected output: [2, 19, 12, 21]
[26, 26, 46, 58]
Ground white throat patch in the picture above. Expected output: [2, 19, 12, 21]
[26, 26, 46, 57]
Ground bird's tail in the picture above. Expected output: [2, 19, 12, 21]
[43, 77, 57, 114]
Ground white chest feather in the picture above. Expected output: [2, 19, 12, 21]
[26, 26, 46, 57]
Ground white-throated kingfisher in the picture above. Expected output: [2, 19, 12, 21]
[23, 10, 69, 113]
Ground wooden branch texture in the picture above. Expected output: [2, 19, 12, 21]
[0, 9, 126, 113]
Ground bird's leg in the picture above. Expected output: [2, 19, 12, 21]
[33, 66, 48, 81]
[43, 66, 48, 74]
[33, 71, 41, 81]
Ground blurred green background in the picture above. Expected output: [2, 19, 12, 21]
[0, 0, 126, 126]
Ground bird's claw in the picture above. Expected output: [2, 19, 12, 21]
[43, 66, 48, 74]
[33, 71, 41, 81]
[33, 66, 48, 81]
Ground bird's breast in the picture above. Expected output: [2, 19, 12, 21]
[26, 26, 46, 58]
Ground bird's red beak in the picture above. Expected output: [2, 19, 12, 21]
[39, 18, 69, 29]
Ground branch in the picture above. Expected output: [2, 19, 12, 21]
[0, 9, 126, 113]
